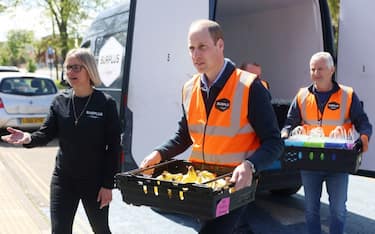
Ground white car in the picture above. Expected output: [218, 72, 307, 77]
[0, 72, 58, 131]
[0, 66, 20, 72]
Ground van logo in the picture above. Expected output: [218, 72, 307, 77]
[215, 99, 230, 112]
[327, 102, 340, 110]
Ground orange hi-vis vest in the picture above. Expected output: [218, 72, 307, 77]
[182, 69, 261, 167]
[297, 84, 353, 136]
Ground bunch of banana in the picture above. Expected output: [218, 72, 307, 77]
[181, 166, 198, 183]
[155, 166, 231, 190]
[155, 171, 183, 182]
[206, 178, 231, 191]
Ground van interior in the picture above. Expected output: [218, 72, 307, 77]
[215, 0, 325, 101]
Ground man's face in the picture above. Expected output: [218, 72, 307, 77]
[310, 57, 334, 87]
[188, 28, 223, 75]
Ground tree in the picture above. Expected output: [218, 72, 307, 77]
[6, 29, 35, 65]
[0, 3, 6, 13]
[10, 0, 112, 61]
[327, 0, 340, 47]
[41, 0, 109, 60]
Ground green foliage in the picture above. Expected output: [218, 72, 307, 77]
[41, 0, 108, 60]
[0, 43, 11, 65]
[4, 0, 116, 71]
[54, 79, 69, 90]
[327, 0, 340, 49]
[0, 3, 6, 12]
[27, 59, 37, 72]
[6, 30, 35, 65]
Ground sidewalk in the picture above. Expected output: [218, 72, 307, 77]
[0, 157, 49, 234]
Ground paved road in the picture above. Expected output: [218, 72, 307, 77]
[0, 141, 374, 234]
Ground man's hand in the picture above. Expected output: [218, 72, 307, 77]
[281, 129, 289, 139]
[139, 151, 162, 175]
[97, 187, 112, 209]
[230, 161, 253, 191]
[1, 127, 31, 145]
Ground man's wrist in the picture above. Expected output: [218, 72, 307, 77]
[244, 160, 256, 174]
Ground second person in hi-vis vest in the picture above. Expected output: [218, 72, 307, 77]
[281, 52, 372, 234]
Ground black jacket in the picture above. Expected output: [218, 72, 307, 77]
[24, 89, 121, 189]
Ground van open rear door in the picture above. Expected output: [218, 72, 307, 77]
[336, 0, 375, 177]
[124, 0, 210, 166]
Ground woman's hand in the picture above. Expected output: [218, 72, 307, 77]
[1, 127, 31, 145]
[97, 187, 112, 209]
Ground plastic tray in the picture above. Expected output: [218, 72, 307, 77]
[282, 144, 362, 173]
[115, 160, 257, 220]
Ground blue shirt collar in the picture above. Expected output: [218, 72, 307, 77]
[201, 58, 234, 90]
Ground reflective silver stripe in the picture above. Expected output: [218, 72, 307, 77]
[182, 77, 196, 115]
[299, 88, 309, 122]
[189, 123, 252, 136]
[339, 86, 347, 124]
[190, 150, 255, 164]
[304, 119, 345, 125]
[340, 85, 352, 125]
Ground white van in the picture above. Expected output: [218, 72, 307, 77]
[81, 0, 375, 195]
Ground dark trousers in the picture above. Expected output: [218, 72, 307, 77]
[199, 204, 254, 234]
[50, 172, 111, 234]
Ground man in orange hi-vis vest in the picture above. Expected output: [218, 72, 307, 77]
[140, 19, 283, 234]
[281, 52, 372, 234]
[240, 62, 270, 89]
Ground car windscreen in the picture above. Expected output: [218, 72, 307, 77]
[0, 77, 57, 96]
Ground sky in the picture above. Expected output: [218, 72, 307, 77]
[0, 5, 51, 42]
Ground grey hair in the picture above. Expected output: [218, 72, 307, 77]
[64, 48, 102, 87]
[310, 52, 334, 69]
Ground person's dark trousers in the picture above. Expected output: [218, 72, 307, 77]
[199, 204, 254, 234]
[50, 171, 111, 234]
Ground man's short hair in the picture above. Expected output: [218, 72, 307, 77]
[240, 62, 260, 70]
[310, 52, 334, 69]
[190, 19, 224, 44]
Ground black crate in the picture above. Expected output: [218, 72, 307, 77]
[115, 160, 257, 220]
[282, 145, 362, 173]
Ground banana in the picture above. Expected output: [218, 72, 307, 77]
[181, 166, 198, 183]
[197, 170, 216, 183]
[154, 166, 230, 190]
[156, 171, 183, 181]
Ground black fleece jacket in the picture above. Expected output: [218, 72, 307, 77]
[24, 89, 121, 189]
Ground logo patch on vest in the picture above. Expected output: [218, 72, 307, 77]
[215, 99, 230, 112]
[327, 102, 340, 110]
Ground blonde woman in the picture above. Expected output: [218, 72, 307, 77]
[2, 48, 121, 233]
